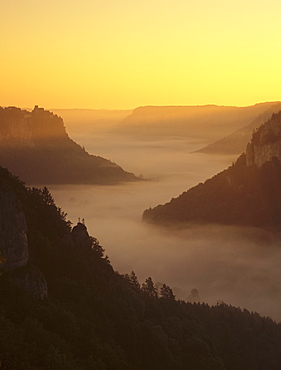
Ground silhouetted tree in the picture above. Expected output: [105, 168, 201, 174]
[90, 236, 105, 258]
[142, 277, 158, 297]
[130, 271, 140, 289]
[160, 284, 175, 300]
[41, 186, 54, 206]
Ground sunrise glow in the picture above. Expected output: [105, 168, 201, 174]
[1, 0, 281, 109]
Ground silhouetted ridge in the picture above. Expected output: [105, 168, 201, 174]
[1, 165, 281, 369]
[0, 106, 138, 184]
[113, 102, 276, 143]
[143, 112, 281, 230]
[196, 102, 281, 155]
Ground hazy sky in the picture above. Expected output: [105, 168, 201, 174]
[1, 0, 280, 109]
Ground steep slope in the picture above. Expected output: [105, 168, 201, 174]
[246, 111, 281, 166]
[143, 111, 281, 230]
[112, 103, 275, 143]
[197, 102, 281, 155]
[0, 106, 138, 185]
[1, 165, 281, 369]
[0, 167, 48, 299]
[0, 181, 28, 271]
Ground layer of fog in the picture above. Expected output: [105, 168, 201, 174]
[49, 129, 281, 322]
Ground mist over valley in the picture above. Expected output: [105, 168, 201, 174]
[3, 0, 281, 366]
[48, 109, 281, 321]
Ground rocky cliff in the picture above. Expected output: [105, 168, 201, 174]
[0, 169, 48, 299]
[246, 111, 281, 166]
[13, 265, 48, 300]
[0, 181, 28, 271]
[0, 105, 65, 146]
[0, 106, 138, 185]
[0, 163, 113, 300]
[143, 111, 281, 230]
[71, 221, 92, 249]
[1, 167, 281, 369]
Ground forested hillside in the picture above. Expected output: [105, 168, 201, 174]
[0, 166, 281, 369]
[143, 112, 281, 231]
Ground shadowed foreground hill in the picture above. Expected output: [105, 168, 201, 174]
[1, 166, 281, 369]
[0, 106, 138, 185]
[143, 112, 281, 231]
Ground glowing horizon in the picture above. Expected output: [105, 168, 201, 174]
[1, 0, 281, 110]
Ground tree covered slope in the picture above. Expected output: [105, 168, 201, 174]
[0, 166, 281, 369]
[143, 112, 281, 231]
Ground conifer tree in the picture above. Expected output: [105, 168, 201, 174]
[141, 277, 158, 297]
[160, 284, 175, 300]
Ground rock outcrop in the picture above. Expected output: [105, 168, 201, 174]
[143, 111, 281, 230]
[246, 112, 281, 167]
[0, 168, 48, 299]
[13, 266, 48, 300]
[0, 106, 138, 185]
[71, 222, 92, 249]
[0, 182, 28, 271]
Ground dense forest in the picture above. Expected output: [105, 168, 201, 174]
[0, 166, 281, 369]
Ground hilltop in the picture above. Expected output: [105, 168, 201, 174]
[143, 111, 281, 230]
[0, 106, 138, 185]
[112, 103, 276, 143]
[197, 102, 281, 155]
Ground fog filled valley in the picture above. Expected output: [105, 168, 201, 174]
[3, 0, 281, 367]
[46, 109, 281, 322]
[3, 106, 281, 369]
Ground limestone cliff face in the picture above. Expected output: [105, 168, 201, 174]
[0, 182, 28, 271]
[246, 112, 281, 166]
[0, 175, 48, 299]
[0, 106, 67, 147]
[143, 111, 281, 229]
[13, 266, 48, 300]
[0, 113, 32, 145]
[0, 106, 138, 185]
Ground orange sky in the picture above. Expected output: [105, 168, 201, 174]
[1, 0, 281, 109]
